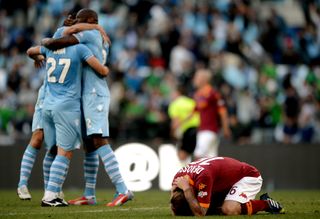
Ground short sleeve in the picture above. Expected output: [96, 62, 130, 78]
[73, 30, 92, 44]
[211, 91, 226, 112]
[52, 27, 65, 39]
[77, 44, 93, 61]
[39, 46, 48, 56]
[194, 174, 213, 209]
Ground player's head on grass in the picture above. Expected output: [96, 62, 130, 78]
[170, 188, 193, 216]
[76, 8, 98, 24]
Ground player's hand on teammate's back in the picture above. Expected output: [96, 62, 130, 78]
[97, 26, 111, 45]
[33, 55, 45, 68]
[34, 60, 45, 68]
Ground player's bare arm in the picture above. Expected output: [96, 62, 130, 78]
[86, 56, 109, 77]
[63, 23, 111, 45]
[27, 46, 42, 58]
[174, 176, 208, 216]
[218, 108, 231, 139]
[26, 46, 46, 68]
[41, 35, 79, 51]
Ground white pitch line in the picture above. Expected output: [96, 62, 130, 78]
[0, 206, 168, 217]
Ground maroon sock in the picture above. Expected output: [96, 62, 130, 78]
[241, 200, 269, 215]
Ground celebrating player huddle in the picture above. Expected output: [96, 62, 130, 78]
[17, 8, 133, 207]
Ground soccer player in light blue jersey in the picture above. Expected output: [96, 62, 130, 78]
[27, 36, 108, 207]
[43, 9, 133, 207]
[17, 12, 78, 200]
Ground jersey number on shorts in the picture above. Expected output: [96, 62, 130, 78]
[47, 57, 71, 83]
[190, 157, 224, 166]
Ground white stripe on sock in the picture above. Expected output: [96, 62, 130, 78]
[24, 156, 35, 162]
[50, 167, 66, 173]
[109, 171, 120, 179]
[22, 162, 33, 168]
[50, 173, 65, 180]
[101, 153, 113, 162]
[106, 163, 118, 172]
[85, 166, 98, 171]
[48, 181, 60, 188]
[104, 158, 117, 167]
[85, 173, 96, 178]
[85, 183, 95, 188]
[25, 151, 36, 158]
[54, 161, 68, 169]
[21, 168, 31, 173]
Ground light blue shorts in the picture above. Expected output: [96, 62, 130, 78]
[31, 86, 45, 132]
[82, 94, 109, 137]
[31, 109, 43, 132]
[42, 109, 82, 151]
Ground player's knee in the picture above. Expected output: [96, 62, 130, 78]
[221, 202, 241, 215]
[92, 135, 108, 149]
[29, 130, 44, 149]
[57, 147, 73, 160]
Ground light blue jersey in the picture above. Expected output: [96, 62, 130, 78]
[53, 27, 65, 38]
[40, 44, 93, 111]
[74, 30, 110, 97]
[31, 27, 66, 132]
[73, 30, 111, 137]
[40, 43, 93, 150]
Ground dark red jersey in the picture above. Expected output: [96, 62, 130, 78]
[194, 85, 226, 132]
[172, 157, 260, 208]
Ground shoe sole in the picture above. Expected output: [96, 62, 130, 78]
[17, 192, 31, 200]
[19, 198, 31, 200]
[41, 202, 68, 207]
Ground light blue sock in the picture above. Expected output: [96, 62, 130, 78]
[83, 151, 99, 198]
[46, 155, 70, 193]
[18, 145, 39, 188]
[43, 152, 55, 190]
[96, 145, 128, 194]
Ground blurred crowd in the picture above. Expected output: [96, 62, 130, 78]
[1, 0, 320, 144]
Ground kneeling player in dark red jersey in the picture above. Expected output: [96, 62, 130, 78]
[170, 157, 284, 216]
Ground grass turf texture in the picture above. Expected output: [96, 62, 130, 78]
[0, 190, 319, 219]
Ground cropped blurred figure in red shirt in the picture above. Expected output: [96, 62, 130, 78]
[192, 69, 231, 159]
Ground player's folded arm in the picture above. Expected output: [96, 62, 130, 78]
[86, 56, 109, 77]
[27, 46, 41, 57]
[41, 35, 79, 51]
[62, 24, 110, 45]
[184, 188, 208, 216]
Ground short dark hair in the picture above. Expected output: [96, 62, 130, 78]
[170, 188, 193, 216]
[76, 8, 98, 24]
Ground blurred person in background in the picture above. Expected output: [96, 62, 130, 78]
[282, 74, 300, 143]
[298, 95, 316, 143]
[192, 69, 231, 159]
[168, 85, 199, 165]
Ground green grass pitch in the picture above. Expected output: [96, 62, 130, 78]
[0, 189, 319, 218]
